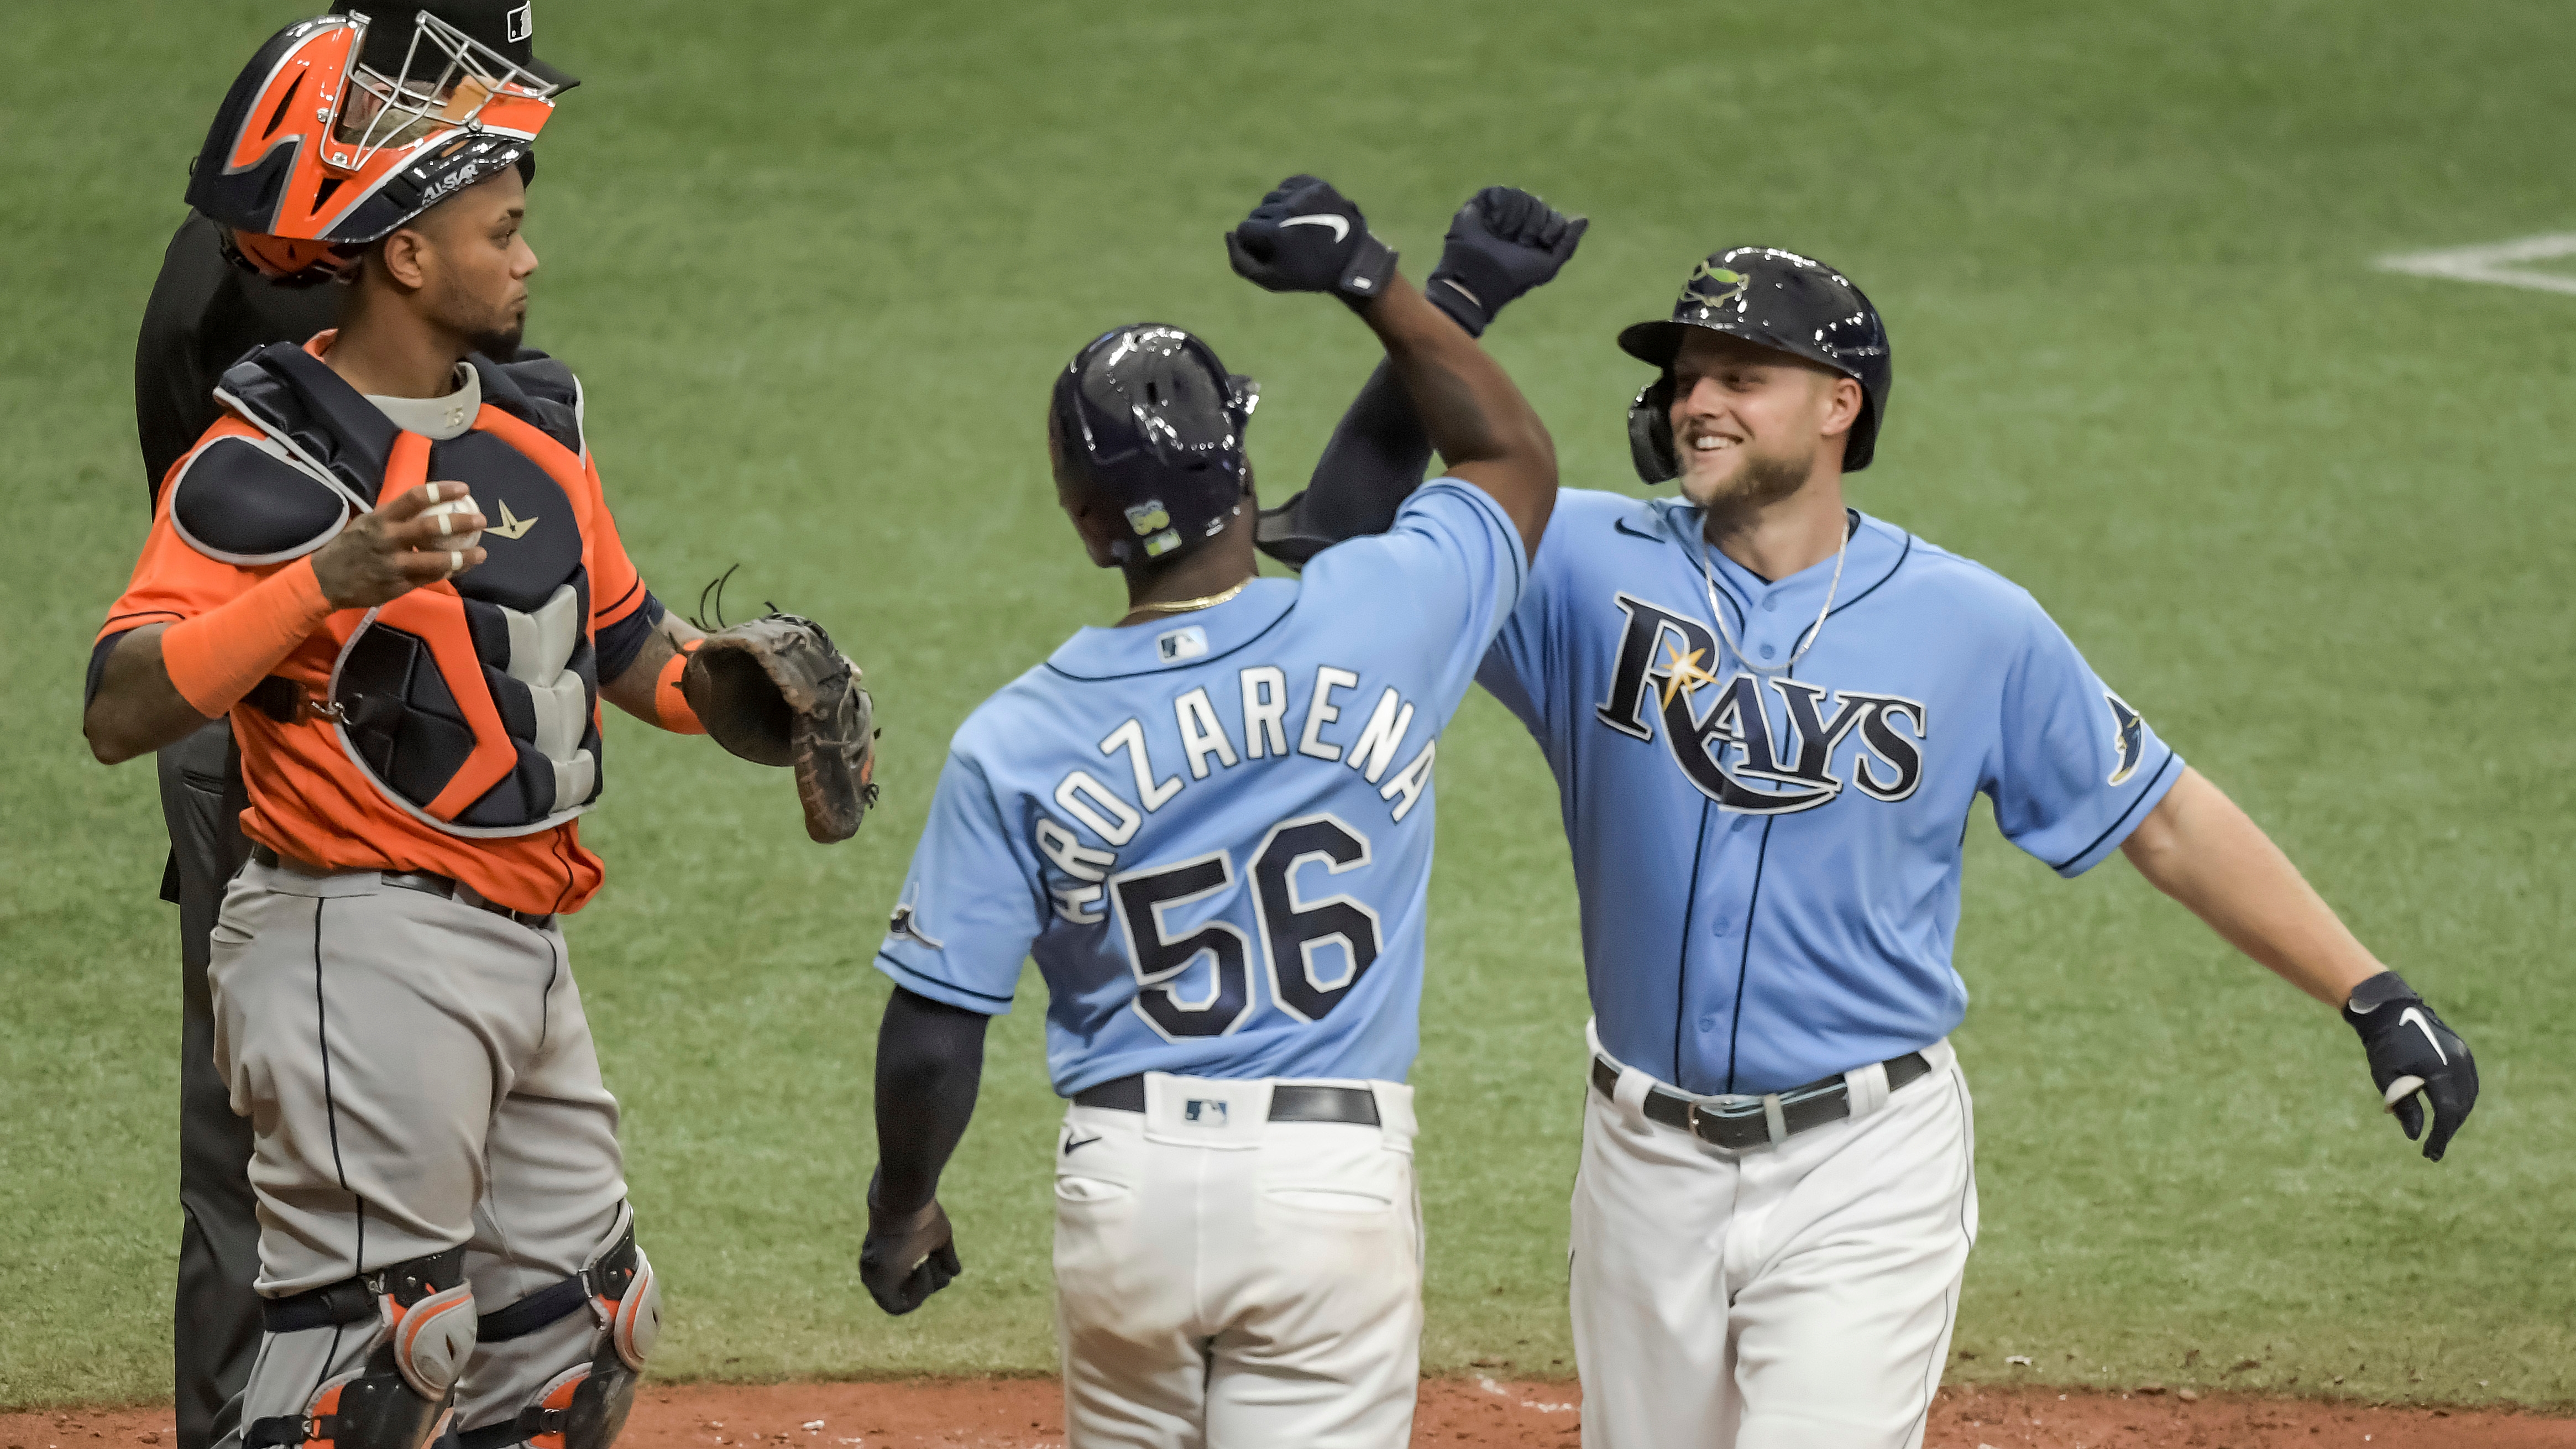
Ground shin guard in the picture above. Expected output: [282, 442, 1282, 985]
[244, 1249, 477, 1449]
[456, 1206, 661, 1449]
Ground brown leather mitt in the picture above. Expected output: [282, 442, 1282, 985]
[682, 614, 878, 843]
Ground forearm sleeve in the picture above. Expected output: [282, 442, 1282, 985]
[1303, 358, 1439, 537]
[872, 986, 991, 1214]
[157, 556, 334, 716]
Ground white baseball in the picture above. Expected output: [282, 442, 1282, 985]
[422, 491, 483, 553]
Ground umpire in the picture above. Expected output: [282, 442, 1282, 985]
[138, 164, 342, 1449]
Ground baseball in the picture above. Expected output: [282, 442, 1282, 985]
[421, 490, 483, 553]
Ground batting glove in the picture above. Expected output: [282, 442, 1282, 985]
[2342, 970, 2478, 1162]
[860, 1169, 962, 1315]
[1225, 174, 1397, 304]
[1424, 185, 1588, 337]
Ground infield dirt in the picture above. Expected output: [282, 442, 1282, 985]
[9, 1380, 2574, 1449]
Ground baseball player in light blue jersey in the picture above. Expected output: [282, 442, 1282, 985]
[1266, 241, 2480, 1448]
[856, 174, 1569, 1449]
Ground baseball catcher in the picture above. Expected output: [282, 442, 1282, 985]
[85, 12, 873, 1449]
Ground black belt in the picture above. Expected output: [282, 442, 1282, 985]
[1074, 1074, 1381, 1126]
[251, 844, 557, 931]
[1589, 1050, 1935, 1150]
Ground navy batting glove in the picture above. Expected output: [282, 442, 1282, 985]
[860, 1169, 963, 1315]
[1425, 186, 1588, 337]
[1225, 174, 1398, 304]
[2342, 970, 2478, 1162]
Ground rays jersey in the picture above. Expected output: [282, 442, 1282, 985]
[1479, 489, 2184, 1096]
[876, 480, 1525, 1095]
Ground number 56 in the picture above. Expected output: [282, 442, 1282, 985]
[1108, 814, 1383, 1041]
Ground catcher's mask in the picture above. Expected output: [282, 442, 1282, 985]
[1050, 324, 1259, 566]
[1619, 245, 1891, 483]
[186, 5, 574, 281]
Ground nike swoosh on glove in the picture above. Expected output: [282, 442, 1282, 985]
[2342, 969, 2478, 1161]
[1225, 174, 1398, 303]
[1425, 185, 1588, 337]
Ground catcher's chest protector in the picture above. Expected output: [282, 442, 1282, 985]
[198, 343, 606, 836]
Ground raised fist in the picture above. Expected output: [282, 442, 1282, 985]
[1224, 174, 1398, 304]
[1425, 185, 1588, 337]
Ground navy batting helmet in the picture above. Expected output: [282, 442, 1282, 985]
[1618, 246, 1892, 481]
[1050, 325, 1259, 565]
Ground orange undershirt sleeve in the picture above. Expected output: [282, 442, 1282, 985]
[158, 556, 336, 718]
[655, 643, 707, 735]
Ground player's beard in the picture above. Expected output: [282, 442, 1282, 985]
[428, 279, 527, 363]
[1678, 437, 1816, 512]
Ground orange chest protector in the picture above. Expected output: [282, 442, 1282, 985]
[187, 342, 607, 835]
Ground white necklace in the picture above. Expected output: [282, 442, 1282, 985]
[1696, 511, 1849, 676]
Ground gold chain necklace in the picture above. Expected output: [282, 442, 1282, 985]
[1126, 579, 1250, 617]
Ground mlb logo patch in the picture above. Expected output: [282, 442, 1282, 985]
[507, 4, 533, 41]
[1156, 626, 1210, 663]
[1184, 1098, 1229, 1127]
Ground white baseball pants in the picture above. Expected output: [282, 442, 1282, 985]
[1050, 1074, 1422, 1449]
[1570, 1027, 1977, 1449]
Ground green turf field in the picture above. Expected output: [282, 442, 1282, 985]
[6, 0, 2571, 1413]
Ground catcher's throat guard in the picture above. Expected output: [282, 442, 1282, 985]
[189, 7, 570, 279]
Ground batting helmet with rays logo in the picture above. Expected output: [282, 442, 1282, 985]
[1617, 245, 1893, 480]
[1049, 325, 1261, 566]
[186, 5, 575, 284]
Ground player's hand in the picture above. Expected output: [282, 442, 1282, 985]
[1424, 186, 1588, 337]
[2342, 970, 2478, 1161]
[1224, 174, 1398, 304]
[312, 480, 485, 609]
[860, 1170, 962, 1315]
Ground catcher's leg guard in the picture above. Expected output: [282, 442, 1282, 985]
[456, 1206, 661, 1449]
[242, 1249, 477, 1449]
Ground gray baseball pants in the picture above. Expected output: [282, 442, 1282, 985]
[208, 854, 630, 1443]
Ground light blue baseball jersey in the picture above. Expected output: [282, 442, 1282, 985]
[875, 480, 1525, 1095]
[1478, 489, 2182, 1097]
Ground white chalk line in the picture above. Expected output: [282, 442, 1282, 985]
[2375, 232, 2576, 296]
[1475, 1375, 1579, 1414]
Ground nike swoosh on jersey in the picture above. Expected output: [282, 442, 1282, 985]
[2399, 1007, 2449, 1065]
[1281, 213, 1350, 244]
[1062, 1133, 1103, 1155]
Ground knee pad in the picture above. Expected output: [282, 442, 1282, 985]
[456, 1205, 661, 1449]
[246, 1248, 477, 1449]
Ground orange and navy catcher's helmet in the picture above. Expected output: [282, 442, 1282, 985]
[187, 4, 575, 284]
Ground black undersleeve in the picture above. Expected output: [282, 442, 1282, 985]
[872, 987, 991, 1215]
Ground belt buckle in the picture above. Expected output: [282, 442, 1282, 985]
[1679, 1088, 1782, 1144]
[1684, 1094, 1785, 1149]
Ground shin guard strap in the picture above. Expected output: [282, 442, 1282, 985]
[247, 1416, 329, 1449]
[264, 1281, 376, 1333]
[455, 1421, 531, 1449]
[265, 1248, 470, 1334]
[474, 1277, 588, 1343]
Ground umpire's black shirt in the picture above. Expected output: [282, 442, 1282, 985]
[134, 213, 339, 508]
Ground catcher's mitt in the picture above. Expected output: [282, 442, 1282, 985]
[682, 614, 878, 843]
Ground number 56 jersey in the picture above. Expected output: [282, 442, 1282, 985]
[874, 480, 1527, 1095]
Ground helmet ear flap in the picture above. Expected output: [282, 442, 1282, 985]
[1627, 374, 1680, 485]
